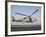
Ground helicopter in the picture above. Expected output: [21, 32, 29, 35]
[11, 9, 39, 23]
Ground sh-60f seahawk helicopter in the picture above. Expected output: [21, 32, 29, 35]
[11, 9, 39, 23]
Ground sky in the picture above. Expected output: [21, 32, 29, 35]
[11, 5, 41, 24]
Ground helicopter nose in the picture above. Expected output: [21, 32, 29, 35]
[32, 18, 35, 21]
[31, 17, 37, 22]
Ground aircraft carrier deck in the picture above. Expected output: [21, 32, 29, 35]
[11, 24, 41, 31]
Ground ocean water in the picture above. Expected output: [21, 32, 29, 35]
[11, 24, 41, 31]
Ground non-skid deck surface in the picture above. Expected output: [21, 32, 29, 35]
[11, 25, 41, 31]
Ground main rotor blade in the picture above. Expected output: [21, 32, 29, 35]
[15, 12, 28, 16]
[31, 9, 39, 16]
